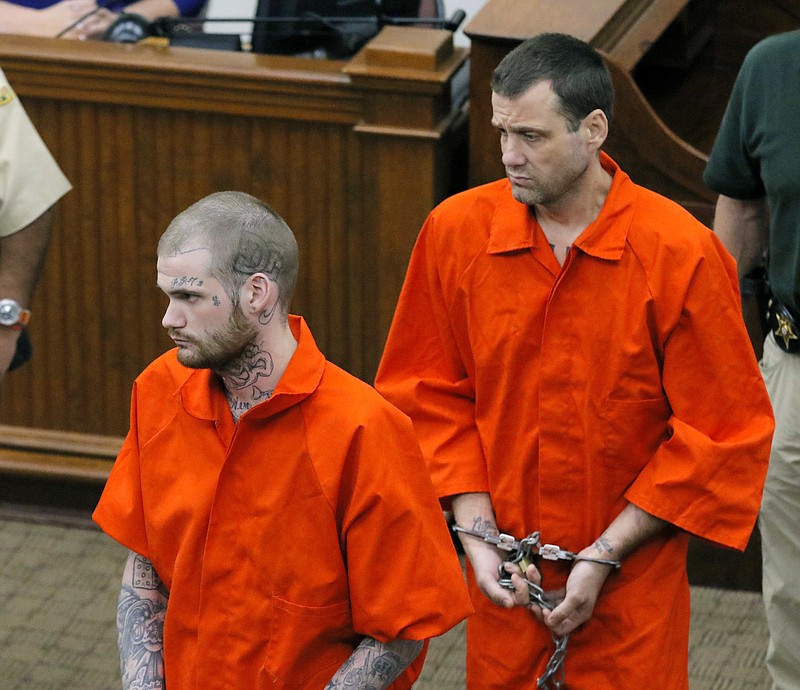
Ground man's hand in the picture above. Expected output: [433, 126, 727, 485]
[0, 208, 54, 381]
[471, 542, 534, 608]
[451, 492, 538, 609]
[540, 560, 614, 636]
[538, 503, 668, 636]
[0, 0, 101, 38]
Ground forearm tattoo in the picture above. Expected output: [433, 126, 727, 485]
[471, 516, 499, 535]
[118, 556, 169, 690]
[594, 532, 615, 557]
[325, 637, 423, 690]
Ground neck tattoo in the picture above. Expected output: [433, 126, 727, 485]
[220, 343, 276, 420]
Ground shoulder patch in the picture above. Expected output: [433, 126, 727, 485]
[0, 85, 17, 106]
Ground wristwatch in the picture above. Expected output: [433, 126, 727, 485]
[0, 298, 31, 330]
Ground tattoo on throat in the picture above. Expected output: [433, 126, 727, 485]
[221, 342, 276, 415]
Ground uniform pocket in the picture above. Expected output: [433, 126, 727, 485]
[600, 396, 670, 472]
[264, 597, 355, 685]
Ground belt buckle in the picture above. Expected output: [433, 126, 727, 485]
[768, 299, 800, 353]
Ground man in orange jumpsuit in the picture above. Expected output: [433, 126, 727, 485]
[375, 33, 774, 689]
[93, 191, 473, 690]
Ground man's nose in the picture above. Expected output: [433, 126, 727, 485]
[161, 301, 184, 330]
[501, 136, 526, 167]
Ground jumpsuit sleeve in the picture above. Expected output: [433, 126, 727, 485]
[93, 381, 151, 559]
[625, 230, 774, 550]
[338, 402, 473, 642]
[375, 214, 489, 504]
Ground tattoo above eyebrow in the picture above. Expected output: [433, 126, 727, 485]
[170, 275, 204, 290]
[176, 246, 210, 256]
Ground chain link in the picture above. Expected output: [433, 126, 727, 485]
[537, 632, 569, 689]
[493, 532, 569, 688]
[454, 526, 578, 688]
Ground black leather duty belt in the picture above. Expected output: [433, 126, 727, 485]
[767, 298, 800, 354]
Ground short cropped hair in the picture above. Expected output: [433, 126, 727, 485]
[159, 191, 299, 317]
[491, 32, 614, 131]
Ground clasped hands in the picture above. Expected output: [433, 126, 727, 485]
[471, 545, 615, 637]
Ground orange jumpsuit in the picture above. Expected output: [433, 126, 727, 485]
[94, 316, 472, 690]
[375, 154, 774, 689]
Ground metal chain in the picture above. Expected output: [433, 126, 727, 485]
[536, 632, 569, 689]
[494, 539, 569, 689]
[453, 526, 587, 688]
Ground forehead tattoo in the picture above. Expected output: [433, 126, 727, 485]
[170, 276, 205, 290]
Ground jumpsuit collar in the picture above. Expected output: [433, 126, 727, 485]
[172, 315, 326, 423]
[486, 152, 635, 262]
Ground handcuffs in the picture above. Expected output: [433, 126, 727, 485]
[452, 525, 621, 689]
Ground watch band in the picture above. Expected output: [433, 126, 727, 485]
[0, 298, 31, 330]
[4, 308, 30, 331]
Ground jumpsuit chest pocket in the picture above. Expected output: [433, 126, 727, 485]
[600, 396, 670, 472]
[263, 597, 356, 685]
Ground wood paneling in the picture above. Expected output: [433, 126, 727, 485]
[0, 32, 468, 438]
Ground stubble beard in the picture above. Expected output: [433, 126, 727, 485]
[175, 307, 259, 372]
[508, 141, 591, 208]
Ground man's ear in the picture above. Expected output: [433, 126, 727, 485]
[241, 273, 278, 315]
[583, 108, 609, 149]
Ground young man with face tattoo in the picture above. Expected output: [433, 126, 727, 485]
[93, 191, 472, 690]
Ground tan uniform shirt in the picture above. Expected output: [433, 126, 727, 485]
[0, 67, 71, 237]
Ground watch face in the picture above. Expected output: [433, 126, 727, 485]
[0, 299, 21, 326]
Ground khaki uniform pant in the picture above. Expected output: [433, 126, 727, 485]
[760, 333, 800, 690]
